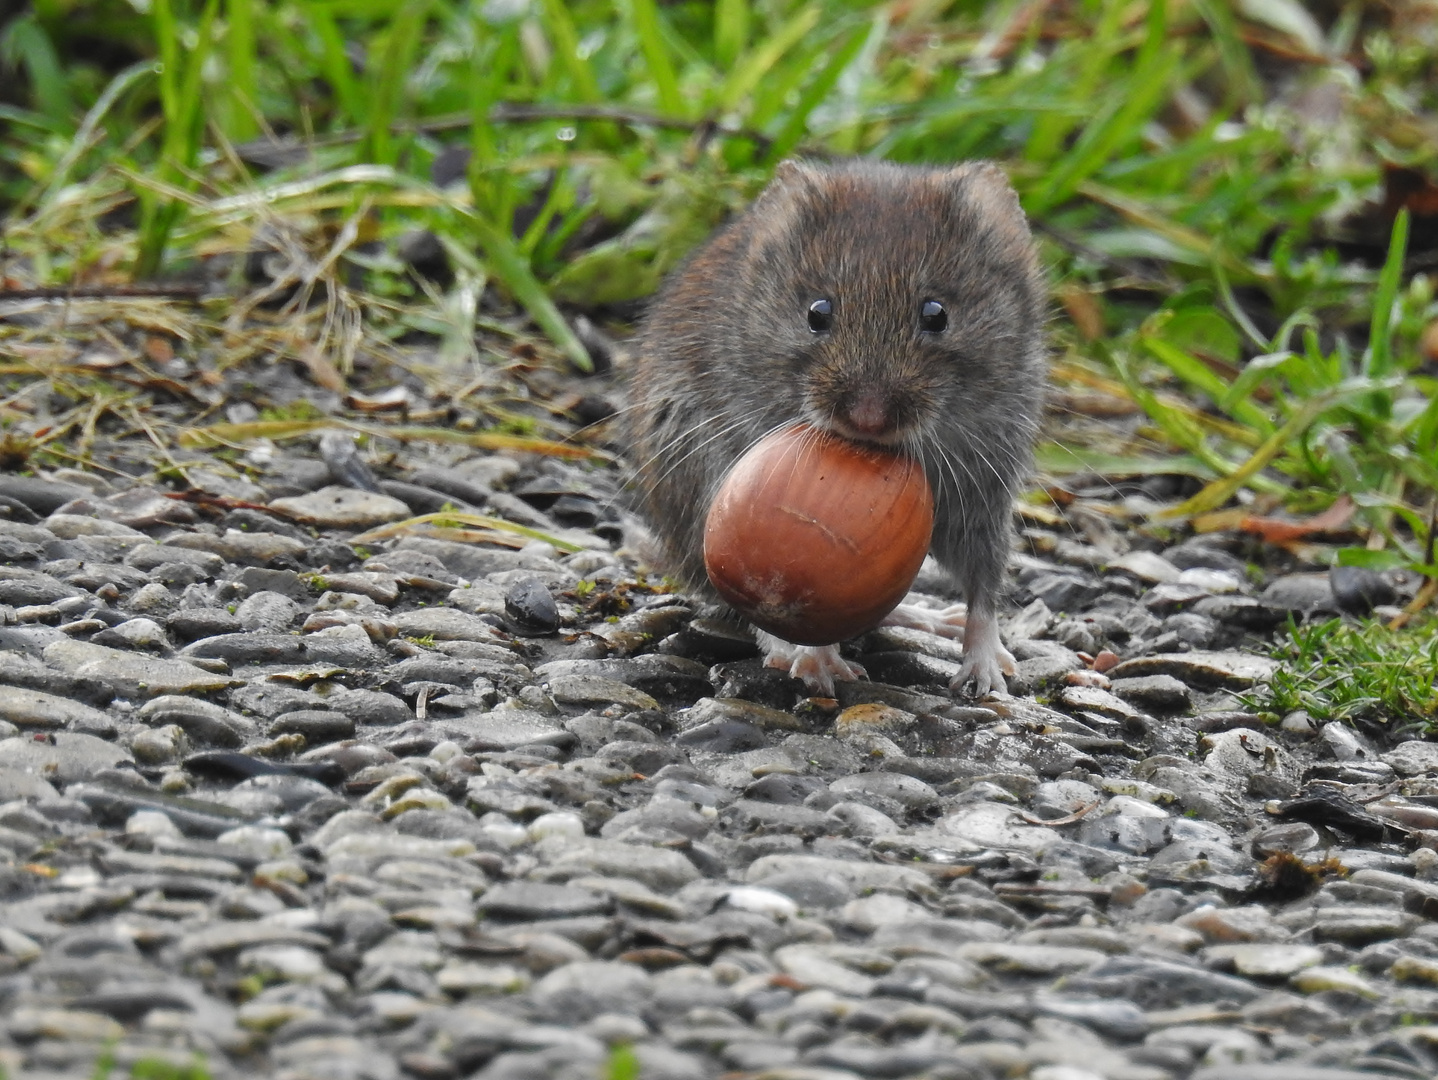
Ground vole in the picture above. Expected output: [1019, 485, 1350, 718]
[628, 158, 1046, 696]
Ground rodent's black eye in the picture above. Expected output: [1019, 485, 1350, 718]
[920, 300, 948, 334]
[808, 299, 833, 334]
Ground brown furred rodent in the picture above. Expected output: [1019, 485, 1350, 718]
[628, 158, 1046, 695]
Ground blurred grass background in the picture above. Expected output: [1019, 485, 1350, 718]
[0, 0, 1436, 579]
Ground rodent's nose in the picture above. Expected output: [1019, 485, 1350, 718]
[845, 389, 894, 438]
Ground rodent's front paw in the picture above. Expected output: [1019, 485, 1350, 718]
[756, 632, 866, 696]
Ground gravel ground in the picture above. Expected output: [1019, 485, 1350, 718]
[1, 431, 1437, 1080]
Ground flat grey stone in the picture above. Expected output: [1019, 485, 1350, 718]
[235, 589, 303, 630]
[45, 513, 146, 538]
[1106, 651, 1279, 689]
[1063, 956, 1264, 1007]
[100, 849, 244, 880]
[268, 485, 411, 528]
[125, 544, 224, 575]
[232, 567, 308, 602]
[774, 944, 877, 996]
[0, 732, 132, 784]
[321, 570, 401, 603]
[165, 528, 309, 566]
[1382, 741, 1438, 777]
[681, 697, 804, 733]
[1109, 673, 1191, 712]
[175, 921, 330, 959]
[546, 674, 659, 711]
[320, 687, 412, 726]
[829, 771, 937, 810]
[744, 854, 933, 897]
[534, 836, 700, 893]
[532, 960, 652, 1018]
[0, 651, 110, 704]
[269, 709, 355, 743]
[181, 631, 304, 664]
[535, 655, 714, 702]
[43, 639, 241, 697]
[479, 882, 612, 920]
[0, 571, 85, 606]
[452, 709, 567, 751]
[229, 682, 320, 719]
[1205, 943, 1325, 978]
[303, 623, 385, 666]
[1107, 550, 1182, 583]
[0, 685, 113, 731]
[1056, 684, 1140, 719]
[1192, 1070, 1413, 1080]
[1259, 572, 1340, 612]
[391, 607, 504, 642]
[0, 474, 92, 515]
[136, 695, 255, 747]
[91, 617, 171, 652]
[0, 766, 61, 801]
[1033, 995, 1149, 1039]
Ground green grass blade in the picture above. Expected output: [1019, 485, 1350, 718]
[224, 0, 258, 141]
[717, 4, 819, 114]
[1141, 334, 1275, 435]
[153, 0, 180, 126]
[1024, 0, 1124, 164]
[714, 0, 748, 70]
[138, 0, 220, 277]
[535, 0, 601, 103]
[1034, 443, 1217, 479]
[606, 1044, 640, 1080]
[465, 210, 591, 372]
[367, 0, 432, 166]
[0, 13, 73, 123]
[1107, 345, 1229, 472]
[628, 0, 682, 116]
[1170, 377, 1405, 516]
[1190, 0, 1261, 106]
[764, 24, 869, 163]
[300, 1, 365, 128]
[1365, 208, 1409, 381]
[1220, 351, 1290, 416]
[1213, 259, 1270, 350]
[35, 59, 151, 209]
[1030, 1, 1178, 213]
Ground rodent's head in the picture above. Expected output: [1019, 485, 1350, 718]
[721, 159, 1045, 455]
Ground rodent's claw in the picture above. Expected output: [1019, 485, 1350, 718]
[756, 631, 866, 696]
[952, 649, 1013, 698]
[883, 602, 968, 640]
[948, 612, 1015, 698]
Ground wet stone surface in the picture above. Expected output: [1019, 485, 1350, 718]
[0, 457, 1434, 1080]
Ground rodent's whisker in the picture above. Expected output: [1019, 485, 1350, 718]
[635, 415, 757, 494]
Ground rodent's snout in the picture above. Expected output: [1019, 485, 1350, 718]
[843, 388, 895, 438]
[819, 385, 915, 445]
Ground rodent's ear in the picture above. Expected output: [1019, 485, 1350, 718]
[744, 160, 821, 250]
[769, 159, 821, 189]
[950, 161, 1034, 249]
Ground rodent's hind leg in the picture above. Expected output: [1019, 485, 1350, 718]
[755, 630, 867, 696]
[949, 610, 1016, 698]
[882, 603, 968, 640]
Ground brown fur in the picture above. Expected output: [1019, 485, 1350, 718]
[628, 158, 1046, 633]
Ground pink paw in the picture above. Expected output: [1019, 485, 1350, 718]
[883, 602, 968, 640]
[948, 611, 1015, 697]
[756, 631, 867, 696]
